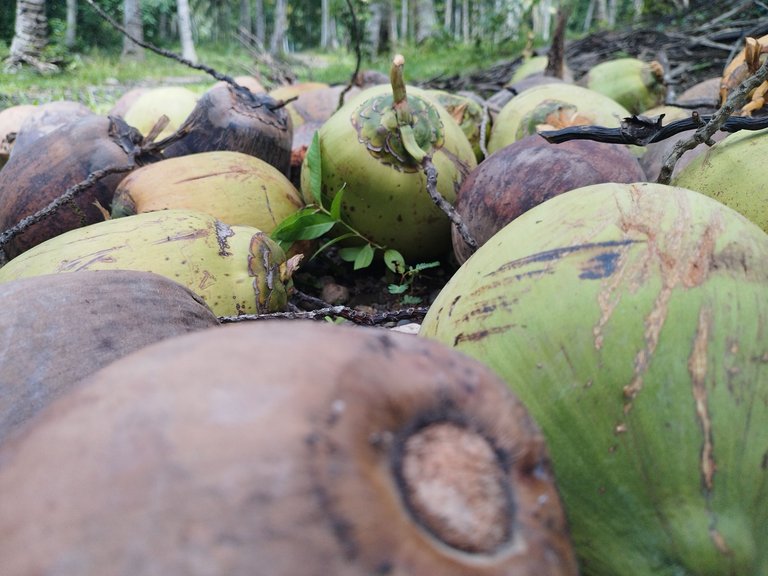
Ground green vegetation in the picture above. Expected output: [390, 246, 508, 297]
[0, 34, 523, 114]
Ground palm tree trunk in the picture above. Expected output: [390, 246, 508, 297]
[269, 0, 287, 54]
[65, 0, 77, 48]
[177, 0, 197, 63]
[8, 0, 50, 67]
[122, 0, 145, 60]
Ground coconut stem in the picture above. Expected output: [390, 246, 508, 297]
[390, 54, 411, 125]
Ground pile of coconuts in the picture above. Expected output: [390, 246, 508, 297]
[1, 40, 768, 576]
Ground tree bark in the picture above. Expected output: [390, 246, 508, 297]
[255, 0, 265, 46]
[400, 0, 409, 43]
[269, 0, 287, 54]
[7, 0, 50, 68]
[177, 0, 196, 63]
[240, 0, 252, 35]
[461, 0, 469, 43]
[367, 0, 384, 55]
[65, 0, 77, 48]
[321, 0, 331, 49]
[444, 0, 452, 34]
[122, 0, 145, 61]
[415, 0, 437, 43]
[389, 0, 398, 44]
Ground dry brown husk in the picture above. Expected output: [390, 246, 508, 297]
[0, 321, 578, 576]
[0, 270, 219, 444]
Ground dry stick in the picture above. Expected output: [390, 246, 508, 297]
[0, 164, 135, 256]
[219, 305, 429, 326]
[479, 102, 490, 159]
[337, 0, 362, 111]
[657, 56, 768, 184]
[422, 156, 478, 251]
[82, 0, 239, 89]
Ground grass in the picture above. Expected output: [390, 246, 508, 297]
[0, 38, 526, 114]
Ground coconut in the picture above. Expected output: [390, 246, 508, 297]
[0, 114, 143, 259]
[161, 84, 293, 178]
[582, 57, 667, 115]
[0, 321, 579, 576]
[0, 270, 219, 444]
[421, 181, 768, 576]
[10, 100, 95, 158]
[0, 104, 36, 168]
[425, 89, 488, 162]
[0, 210, 297, 317]
[268, 81, 331, 128]
[671, 127, 768, 231]
[111, 151, 304, 234]
[123, 86, 199, 141]
[487, 83, 632, 154]
[299, 56, 476, 263]
[452, 135, 646, 262]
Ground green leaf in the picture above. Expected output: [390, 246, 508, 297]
[383, 249, 406, 274]
[388, 283, 409, 294]
[413, 260, 441, 272]
[329, 183, 346, 221]
[402, 294, 424, 305]
[272, 210, 335, 242]
[306, 131, 323, 206]
[338, 246, 363, 262]
[353, 243, 375, 270]
[310, 232, 357, 261]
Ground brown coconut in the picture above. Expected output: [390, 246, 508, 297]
[0, 104, 36, 168]
[161, 84, 293, 178]
[0, 270, 219, 444]
[0, 114, 143, 259]
[0, 321, 579, 576]
[453, 134, 645, 262]
[10, 100, 94, 159]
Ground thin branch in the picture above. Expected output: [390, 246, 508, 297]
[539, 113, 768, 146]
[0, 164, 135, 253]
[219, 305, 429, 326]
[338, 0, 362, 111]
[657, 55, 768, 184]
[422, 156, 478, 252]
[479, 102, 490, 159]
[82, 0, 238, 88]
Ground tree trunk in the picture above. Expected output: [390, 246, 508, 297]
[400, 0, 408, 43]
[177, 0, 196, 63]
[367, 0, 384, 55]
[444, 0, 452, 33]
[389, 0, 398, 44]
[415, 0, 437, 43]
[7, 0, 50, 68]
[269, 0, 287, 54]
[239, 0, 252, 35]
[461, 0, 469, 43]
[321, 0, 331, 49]
[255, 0, 265, 46]
[65, 0, 76, 48]
[122, 0, 145, 61]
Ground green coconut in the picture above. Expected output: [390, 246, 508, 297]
[300, 56, 476, 263]
[420, 182, 768, 576]
[425, 89, 488, 162]
[583, 57, 667, 115]
[123, 86, 199, 141]
[671, 127, 768, 232]
[487, 83, 632, 154]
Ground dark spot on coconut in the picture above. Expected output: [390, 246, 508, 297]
[488, 239, 640, 277]
[762, 451, 768, 470]
[99, 337, 115, 351]
[447, 295, 461, 318]
[374, 561, 394, 574]
[396, 214, 403, 222]
[579, 251, 621, 279]
[453, 323, 517, 345]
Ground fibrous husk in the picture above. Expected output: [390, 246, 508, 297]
[111, 150, 304, 234]
[421, 181, 768, 576]
[0, 270, 218, 444]
[0, 321, 579, 576]
[0, 114, 143, 259]
[452, 135, 645, 263]
[162, 84, 293, 179]
[10, 100, 94, 159]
